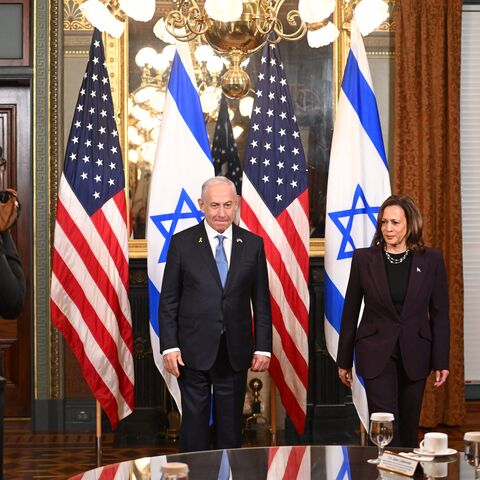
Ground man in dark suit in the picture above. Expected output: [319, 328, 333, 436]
[158, 176, 272, 452]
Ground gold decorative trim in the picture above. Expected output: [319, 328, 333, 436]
[129, 239, 148, 259]
[50, 0, 61, 401]
[64, 0, 92, 31]
[367, 50, 395, 57]
[310, 238, 325, 257]
[335, 0, 396, 100]
[65, 49, 90, 56]
[103, 28, 128, 146]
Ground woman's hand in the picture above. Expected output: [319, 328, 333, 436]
[433, 369, 449, 387]
[338, 367, 352, 388]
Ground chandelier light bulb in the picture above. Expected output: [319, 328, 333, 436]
[150, 91, 166, 113]
[128, 130, 143, 146]
[128, 149, 139, 163]
[135, 47, 158, 67]
[139, 116, 161, 131]
[79, 0, 125, 38]
[239, 95, 254, 117]
[128, 125, 139, 138]
[195, 44, 215, 63]
[152, 53, 171, 73]
[153, 17, 177, 44]
[162, 44, 177, 62]
[354, 0, 389, 36]
[204, 0, 243, 22]
[200, 86, 221, 114]
[298, 0, 335, 24]
[134, 85, 157, 104]
[131, 105, 150, 122]
[307, 21, 339, 47]
[206, 56, 224, 74]
[232, 125, 244, 140]
[119, 0, 155, 22]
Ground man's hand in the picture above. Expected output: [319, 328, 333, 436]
[250, 354, 270, 372]
[338, 367, 352, 388]
[433, 369, 449, 388]
[163, 351, 185, 377]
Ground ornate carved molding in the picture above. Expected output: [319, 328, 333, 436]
[50, 0, 62, 400]
[64, 0, 92, 31]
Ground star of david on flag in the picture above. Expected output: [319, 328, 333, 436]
[324, 21, 391, 432]
[150, 188, 204, 263]
[147, 41, 214, 414]
[329, 184, 381, 260]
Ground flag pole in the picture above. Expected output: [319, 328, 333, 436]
[360, 422, 367, 446]
[96, 401, 102, 467]
[270, 380, 277, 446]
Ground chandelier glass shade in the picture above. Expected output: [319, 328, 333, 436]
[162, 0, 388, 98]
[80, 0, 389, 97]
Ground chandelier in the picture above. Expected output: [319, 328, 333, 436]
[80, 0, 389, 98]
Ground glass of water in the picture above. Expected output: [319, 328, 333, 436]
[368, 412, 394, 464]
[464, 432, 480, 479]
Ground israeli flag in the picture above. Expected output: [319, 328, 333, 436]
[147, 42, 214, 413]
[325, 446, 352, 480]
[324, 21, 391, 432]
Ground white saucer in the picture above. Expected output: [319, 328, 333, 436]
[413, 447, 457, 457]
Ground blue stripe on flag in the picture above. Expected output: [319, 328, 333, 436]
[342, 51, 388, 170]
[168, 52, 212, 162]
[324, 272, 345, 335]
[353, 351, 365, 387]
[148, 279, 160, 336]
[336, 446, 352, 480]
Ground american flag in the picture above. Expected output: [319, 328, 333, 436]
[68, 461, 131, 480]
[267, 446, 311, 479]
[50, 29, 134, 429]
[240, 42, 310, 434]
[211, 94, 243, 194]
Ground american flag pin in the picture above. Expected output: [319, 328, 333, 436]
[417, 267, 421, 273]
[236, 238, 243, 243]
[198, 237, 203, 243]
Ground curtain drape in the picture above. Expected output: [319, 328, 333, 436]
[393, 0, 464, 426]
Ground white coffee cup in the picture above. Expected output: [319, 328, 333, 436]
[420, 432, 448, 453]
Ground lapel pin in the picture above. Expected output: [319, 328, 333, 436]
[198, 237, 203, 243]
[417, 267, 421, 273]
[236, 238, 243, 243]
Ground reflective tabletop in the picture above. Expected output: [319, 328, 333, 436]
[69, 445, 475, 479]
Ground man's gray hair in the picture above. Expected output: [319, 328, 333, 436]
[201, 176, 237, 200]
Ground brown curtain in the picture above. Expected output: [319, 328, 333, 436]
[393, 0, 464, 426]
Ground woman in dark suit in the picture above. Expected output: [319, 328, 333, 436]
[337, 194, 450, 447]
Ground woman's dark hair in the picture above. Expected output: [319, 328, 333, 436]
[372, 194, 424, 252]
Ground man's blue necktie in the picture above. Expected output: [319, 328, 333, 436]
[215, 235, 228, 287]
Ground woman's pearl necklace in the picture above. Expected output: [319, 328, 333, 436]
[384, 246, 409, 264]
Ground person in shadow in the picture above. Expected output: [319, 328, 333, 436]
[0, 200, 25, 479]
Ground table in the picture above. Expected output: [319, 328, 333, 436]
[69, 445, 473, 479]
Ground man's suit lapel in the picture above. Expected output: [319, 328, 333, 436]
[195, 222, 224, 289]
[224, 224, 244, 291]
